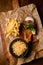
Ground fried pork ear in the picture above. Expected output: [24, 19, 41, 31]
[23, 29, 32, 43]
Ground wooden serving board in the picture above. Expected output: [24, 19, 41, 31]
[0, 4, 43, 65]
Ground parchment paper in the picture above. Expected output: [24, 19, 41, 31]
[0, 4, 43, 65]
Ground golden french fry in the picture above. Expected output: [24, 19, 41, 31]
[5, 18, 20, 37]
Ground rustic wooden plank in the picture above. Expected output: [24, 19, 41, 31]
[12, 0, 19, 10]
[0, 24, 18, 65]
[0, 0, 12, 12]
[0, 24, 10, 61]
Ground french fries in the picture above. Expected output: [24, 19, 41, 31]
[5, 18, 20, 37]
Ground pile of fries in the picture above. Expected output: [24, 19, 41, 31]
[5, 18, 20, 37]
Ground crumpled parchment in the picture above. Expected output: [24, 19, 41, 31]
[0, 4, 43, 65]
